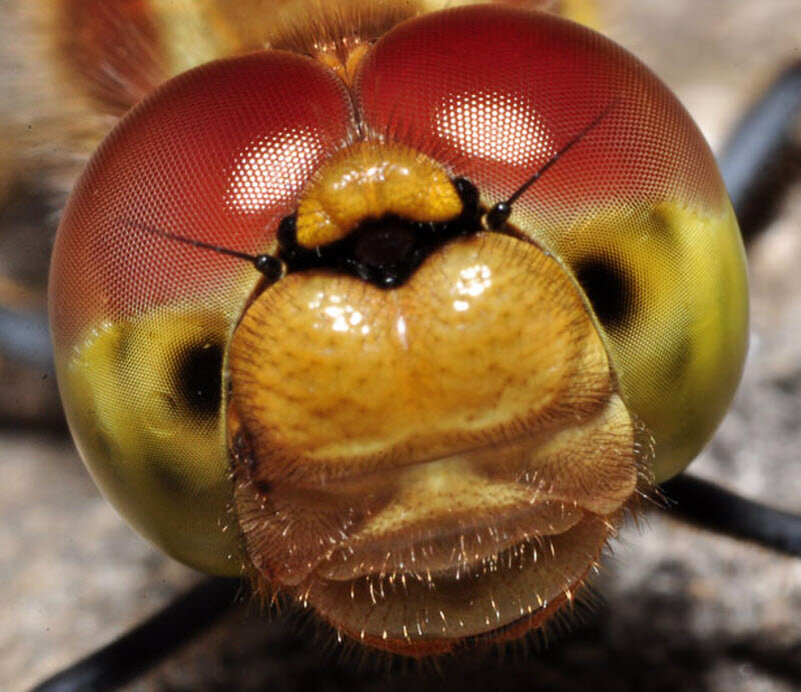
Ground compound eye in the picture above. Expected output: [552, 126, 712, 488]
[49, 51, 357, 572]
[552, 202, 747, 478]
[356, 5, 748, 481]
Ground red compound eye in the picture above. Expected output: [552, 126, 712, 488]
[51, 51, 355, 347]
[49, 3, 747, 655]
[356, 6, 721, 214]
[354, 5, 745, 483]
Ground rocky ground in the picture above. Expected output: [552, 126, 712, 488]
[3, 1, 801, 690]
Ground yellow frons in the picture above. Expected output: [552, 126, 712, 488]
[295, 141, 463, 248]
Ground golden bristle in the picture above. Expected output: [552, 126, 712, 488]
[267, 0, 423, 57]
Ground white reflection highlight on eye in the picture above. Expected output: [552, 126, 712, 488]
[435, 91, 557, 165]
[225, 128, 321, 213]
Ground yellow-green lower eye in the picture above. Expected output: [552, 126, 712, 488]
[544, 201, 747, 482]
[55, 305, 242, 575]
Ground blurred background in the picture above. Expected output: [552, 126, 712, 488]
[2, 0, 801, 689]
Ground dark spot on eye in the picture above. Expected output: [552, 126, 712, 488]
[647, 206, 676, 240]
[665, 334, 692, 382]
[574, 258, 635, 331]
[145, 450, 187, 496]
[92, 430, 114, 467]
[175, 342, 223, 416]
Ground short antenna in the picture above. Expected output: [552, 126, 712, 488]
[125, 220, 283, 282]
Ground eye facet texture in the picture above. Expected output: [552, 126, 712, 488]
[50, 51, 358, 572]
[356, 7, 747, 479]
[50, 3, 747, 644]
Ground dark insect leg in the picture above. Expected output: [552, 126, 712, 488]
[661, 474, 801, 558]
[718, 60, 801, 241]
[31, 577, 242, 692]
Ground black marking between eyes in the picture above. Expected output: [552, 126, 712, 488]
[276, 177, 481, 289]
[574, 258, 636, 331]
[174, 342, 223, 416]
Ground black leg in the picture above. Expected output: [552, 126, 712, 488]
[661, 474, 801, 558]
[31, 577, 242, 692]
[718, 60, 801, 241]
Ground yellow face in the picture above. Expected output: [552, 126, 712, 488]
[49, 3, 748, 655]
[228, 171, 641, 649]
